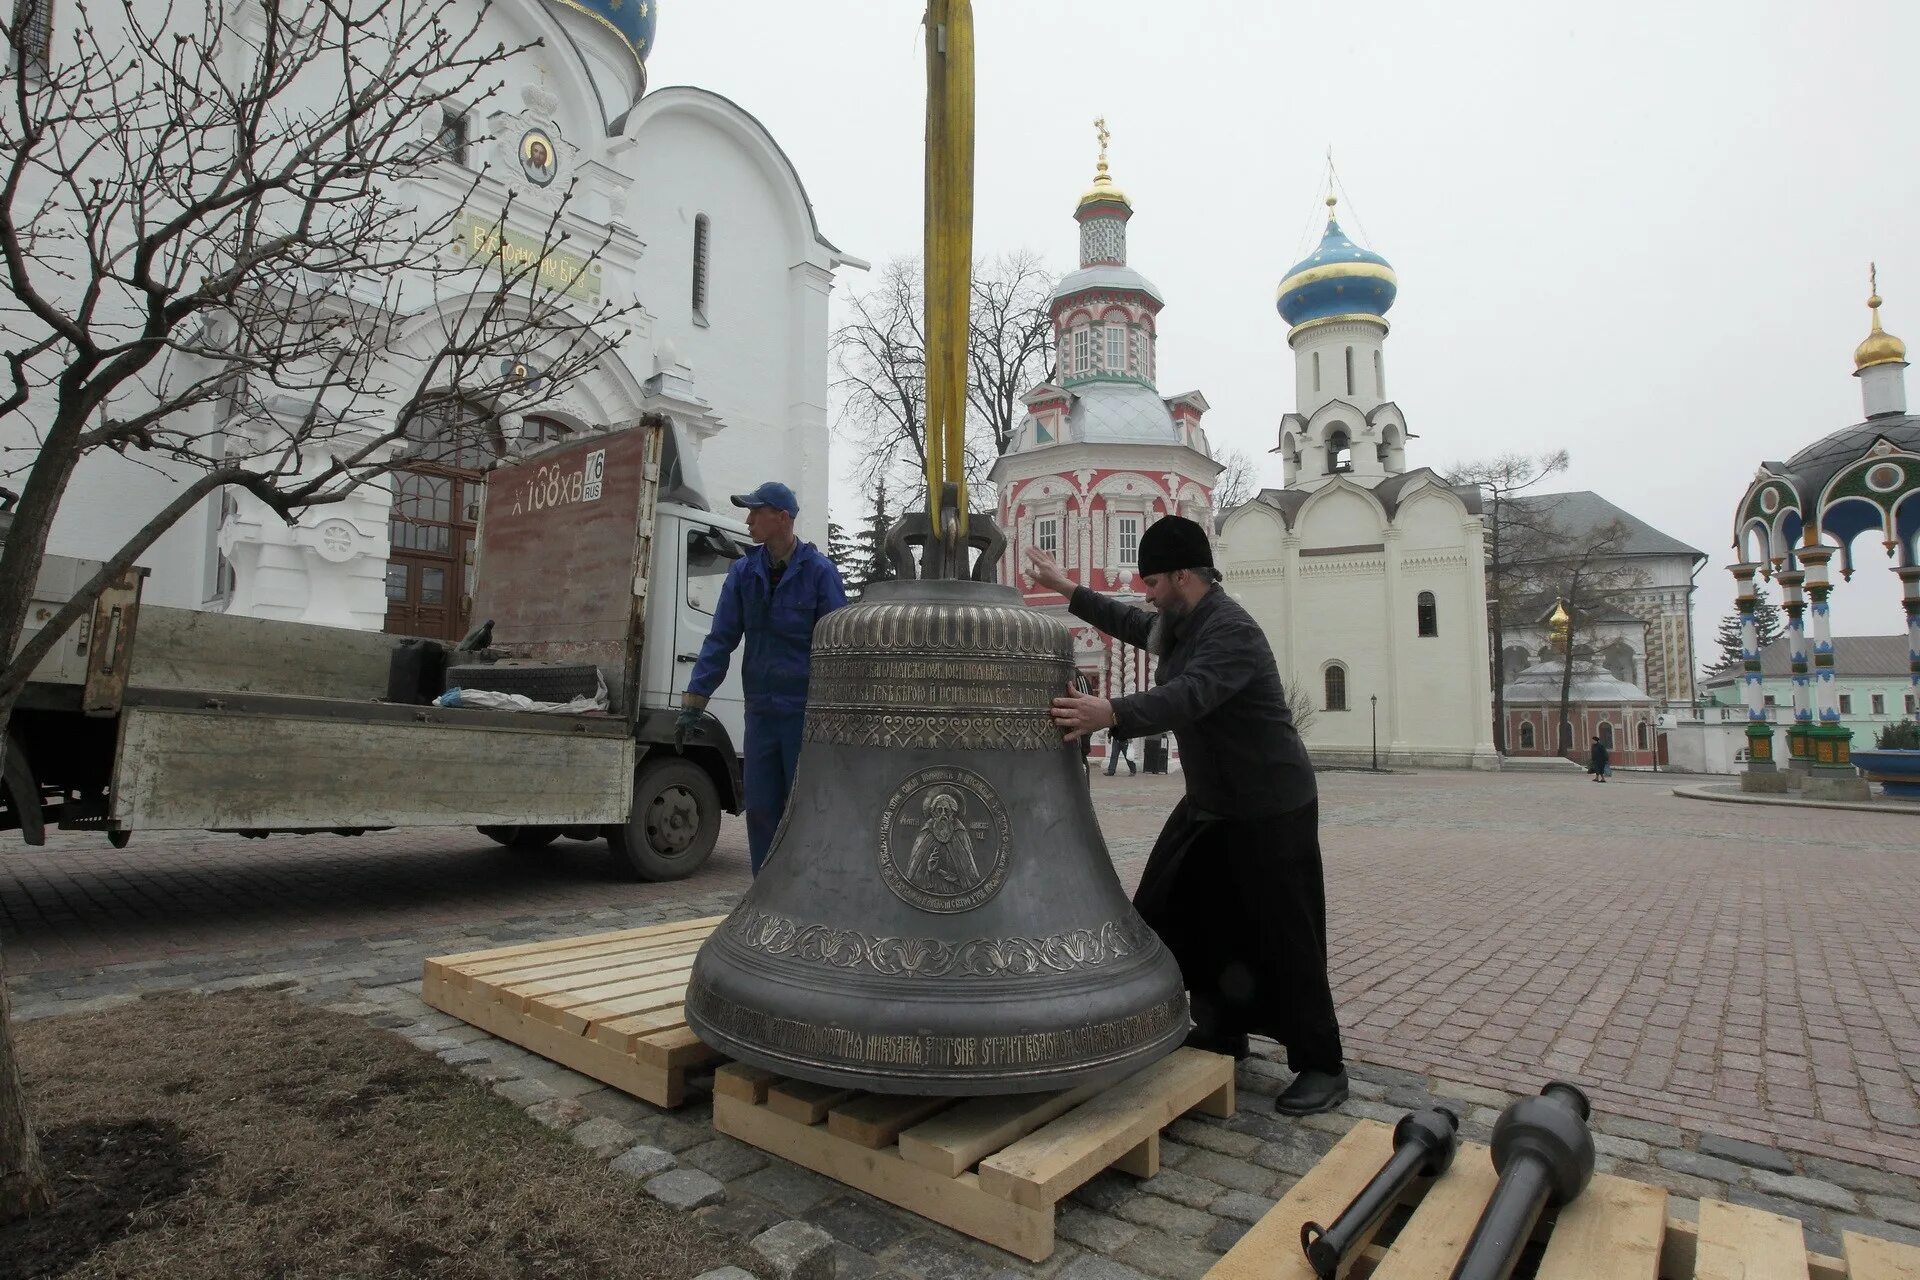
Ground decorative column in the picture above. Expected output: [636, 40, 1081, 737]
[1776, 567, 1813, 775]
[1796, 544, 1856, 780]
[1900, 563, 1920, 703]
[1730, 564, 1776, 783]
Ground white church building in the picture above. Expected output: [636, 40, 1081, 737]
[1217, 197, 1499, 769]
[4, 0, 857, 645]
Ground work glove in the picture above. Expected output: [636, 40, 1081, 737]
[674, 708, 703, 748]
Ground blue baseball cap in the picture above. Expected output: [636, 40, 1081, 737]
[729, 480, 798, 517]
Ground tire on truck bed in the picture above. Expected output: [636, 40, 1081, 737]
[608, 757, 719, 881]
[445, 662, 601, 703]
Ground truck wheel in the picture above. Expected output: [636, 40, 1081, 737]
[478, 825, 561, 850]
[609, 758, 718, 881]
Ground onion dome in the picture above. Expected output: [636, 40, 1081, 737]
[545, 0, 657, 75]
[1078, 116, 1130, 210]
[1854, 267, 1907, 371]
[1276, 194, 1397, 331]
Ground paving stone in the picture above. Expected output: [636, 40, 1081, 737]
[1655, 1149, 1749, 1185]
[1346, 1077, 1388, 1102]
[740, 1164, 839, 1215]
[1053, 1256, 1152, 1280]
[1254, 1137, 1325, 1178]
[1592, 1133, 1651, 1162]
[1805, 1157, 1918, 1197]
[1724, 1188, 1835, 1251]
[1341, 1100, 1406, 1126]
[1614, 1161, 1724, 1201]
[692, 1269, 760, 1280]
[1056, 1205, 1140, 1256]
[1176, 1151, 1274, 1196]
[1596, 1115, 1686, 1147]
[1431, 1078, 1511, 1108]
[1831, 1216, 1920, 1250]
[1070, 1171, 1139, 1214]
[1865, 1195, 1920, 1232]
[1384, 1086, 1440, 1111]
[1210, 1191, 1275, 1224]
[459, 1060, 521, 1085]
[1136, 1170, 1221, 1211]
[1167, 1118, 1262, 1159]
[492, 1077, 558, 1108]
[696, 1195, 786, 1242]
[684, 1137, 772, 1182]
[1749, 1171, 1860, 1213]
[575, 1087, 662, 1127]
[1697, 1134, 1797, 1175]
[804, 1196, 914, 1256]
[1235, 1058, 1290, 1096]
[1113, 1195, 1215, 1239]
[1156, 1138, 1193, 1169]
[402, 1033, 463, 1053]
[1205, 1219, 1252, 1254]
[1668, 1197, 1700, 1223]
[751, 1220, 836, 1280]
[525, 1098, 589, 1131]
[878, 1235, 1000, 1280]
[646, 1168, 728, 1211]
[519, 1063, 605, 1100]
[1115, 1226, 1222, 1279]
[830, 1244, 885, 1280]
[569, 1116, 636, 1158]
[633, 1115, 712, 1154]
[1348, 1063, 1427, 1091]
[437, 1045, 493, 1067]
[610, 1145, 678, 1179]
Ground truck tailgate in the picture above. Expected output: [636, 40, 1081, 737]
[109, 694, 633, 831]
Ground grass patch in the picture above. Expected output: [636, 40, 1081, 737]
[3, 989, 741, 1279]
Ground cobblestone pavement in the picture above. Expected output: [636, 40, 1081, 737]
[6, 766, 1920, 1275]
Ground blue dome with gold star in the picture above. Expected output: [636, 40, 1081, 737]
[548, 0, 656, 71]
[1277, 197, 1397, 331]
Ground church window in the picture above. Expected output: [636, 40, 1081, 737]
[1871, 692, 1885, 715]
[1106, 323, 1125, 373]
[1312, 351, 1321, 393]
[1839, 693, 1853, 715]
[10, 0, 53, 75]
[437, 109, 470, 166]
[1599, 722, 1614, 749]
[520, 415, 571, 450]
[1073, 327, 1090, 374]
[1637, 721, 1650, 750]
[1519, 721, 1536, 750]
[1327, 429, 1352, 474]
[1324, 663, 1348, 712]
[1907, 693, 1917, 714]
[692, 214, 712, 324]
[1036, 517, 1058, 554]
[1559, 719, 1572, 752]
[1373, 350, 1384, 397]
[1344, 347, 1354, 396]
[1117, 515, 1140, 566]
[1416, 591, 1438, 637]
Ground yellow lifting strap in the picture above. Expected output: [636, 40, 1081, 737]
[923, 0, 973, 541]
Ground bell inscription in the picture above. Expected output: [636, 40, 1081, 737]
[878, 766, 1011, 913]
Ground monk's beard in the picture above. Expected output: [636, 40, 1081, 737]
[1147, 601, 1186, 657]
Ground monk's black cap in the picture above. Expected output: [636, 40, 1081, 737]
[1136, 515, 1213, 576]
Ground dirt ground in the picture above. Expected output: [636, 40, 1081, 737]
[1, 990, 741, 1280]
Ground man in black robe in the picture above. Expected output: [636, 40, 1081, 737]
[1026, 515, 1347, 1115]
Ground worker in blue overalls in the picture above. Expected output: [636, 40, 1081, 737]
[679, 481, 847, 875]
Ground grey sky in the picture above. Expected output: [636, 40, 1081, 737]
[649, 1, 1919, 644]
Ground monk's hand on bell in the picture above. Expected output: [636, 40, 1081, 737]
[1024, 546, 1072, 595]
[1050, 682, 1115, 742]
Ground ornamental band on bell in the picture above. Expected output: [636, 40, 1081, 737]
[876, 766, 1011, 914]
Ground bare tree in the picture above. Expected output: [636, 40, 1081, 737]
[833, 252, 1054, 503]
[1211, 448, 1258, 522]
[0, 0, 635, 1221]
[1446, 450, 1568, 754]
[1283, 673, 1317, 736]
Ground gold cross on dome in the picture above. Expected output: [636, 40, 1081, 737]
[1094, 116, 1110, 165]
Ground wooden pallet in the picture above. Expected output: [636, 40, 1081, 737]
[711, 1047, 1235, 1262]
[421, 915, 726, 1108]
[1206, 1118, 1920, 1280]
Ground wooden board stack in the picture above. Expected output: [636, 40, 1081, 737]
[1207, 1119, 1920, 1280]
[711, 1047, 1236, 1262]
[421, 916, 725, 1108]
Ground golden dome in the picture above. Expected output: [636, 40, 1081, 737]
[1078, 116, 1130, 209]
[1854, 265, 1907, 371]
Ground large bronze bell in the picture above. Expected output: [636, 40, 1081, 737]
[684, 520, 1189, 1095]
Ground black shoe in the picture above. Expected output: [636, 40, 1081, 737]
[1184, 1028, 1250, 1060]
[1274, 1069, 1349, 1116]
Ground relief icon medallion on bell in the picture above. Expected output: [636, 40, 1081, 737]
[878, 767, 1011, 914]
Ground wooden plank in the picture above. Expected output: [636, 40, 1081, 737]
[429, 917, 722, 976]
[593, 1005, 697, 1054]
[540, 978, 689, 1036]
[1533, 1172, 1665, 1280]
[1844, 1230, 1920, 1280]
[422, 973, 688, 1108]
[715, 1064, 779, 1104]
[977, 1049, 1235, 1209]
[713, 1089, 1055, 1261]
[1204, 1119, 1398, 1280]
[1693, 1199, 1811, 1280]
[827, 1094, 955, 1149]
[635, 1026, 720, 1072]
[1367, 1139, 1500, 1280]
[509, 959, 695, 1017]
[480, 937, 703, 991]
[767, 1080, 858, 1126]
[452, 927, 711, 990]
[899, 1085, 1099, 1178]
[1111, 1133, 1159, 1179]
[112, 704, 633, 829]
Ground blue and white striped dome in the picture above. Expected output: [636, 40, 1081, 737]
[1277, 202, 1396, 330]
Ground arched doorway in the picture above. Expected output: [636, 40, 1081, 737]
[383, 401, 505, 641]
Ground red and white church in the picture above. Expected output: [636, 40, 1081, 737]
[990, 130, 1222, 729]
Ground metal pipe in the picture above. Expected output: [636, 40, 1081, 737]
[1301, 1106, 1459, 1279]
[1447, 1082, 1594, 1280]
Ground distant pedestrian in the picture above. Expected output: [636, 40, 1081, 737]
[1589, 735, 1610, 782]
[1104, 730, 1137, 776]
